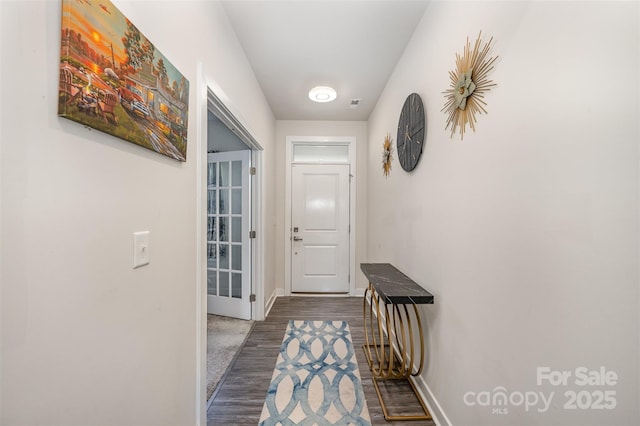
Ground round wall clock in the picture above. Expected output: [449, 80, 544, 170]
[396, 93, 425, 172]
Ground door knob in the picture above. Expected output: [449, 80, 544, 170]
[293, 236, 303, 241]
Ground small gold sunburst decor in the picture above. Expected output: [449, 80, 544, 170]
[442, 31, 498, 140]
[382, 133, 393, 177]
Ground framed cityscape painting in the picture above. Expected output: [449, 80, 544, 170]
[58, 0, 189, 162]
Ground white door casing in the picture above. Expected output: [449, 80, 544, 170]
[285, 136, 357, 296]
[199, 81, 265, 422]
[207, 150, 251, 319]
[291, 165, 350, 293]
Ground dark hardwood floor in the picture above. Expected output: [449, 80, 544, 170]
[206, 297, 435, 425]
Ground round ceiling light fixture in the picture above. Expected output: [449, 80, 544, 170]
[308, 86, 337, 103]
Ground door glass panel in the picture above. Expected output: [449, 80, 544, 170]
[207, 217, 216, 241]
[219, 161, 230, 187]
[232, 245, 241, 271]
[232, 217, 241, 242]
[232, 273, 242, 299]
[219, 272, 230, 297]
[207, 271, 217, 296]
[232, 160, 242, 186]
[219, 189, 229, 214]
[232, 189, 242, 214]
[219, 217, 228, 242]
[293, 144, 349, 163]
[208, 190, 216, 214]
[207, 163, 217, 187]
[207, 243, 216, 268]
[219, 244, 229, 269]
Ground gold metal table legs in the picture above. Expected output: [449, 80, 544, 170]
[363, 282, 432, 421]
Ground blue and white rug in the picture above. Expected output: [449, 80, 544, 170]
[259, 320, 371, 426]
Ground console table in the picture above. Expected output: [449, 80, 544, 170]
[360, 263, 434, 421]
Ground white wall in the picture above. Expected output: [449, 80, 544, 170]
[367, 1, 639, 425]
[275, 121, 368, 293]
[0, 1, 275, 425]
[208, 112, 250, 153]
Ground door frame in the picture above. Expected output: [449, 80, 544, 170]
[196, 64, 265, 423]
[202, 87, 265, 321]
[284, 136, 357, 296]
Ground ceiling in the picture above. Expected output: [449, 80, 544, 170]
[221, 0, 429, 121]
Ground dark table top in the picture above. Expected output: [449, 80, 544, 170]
[360, 263, 434, 305]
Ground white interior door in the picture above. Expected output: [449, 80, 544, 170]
[207, 150, 251, 319]
[291, 164, 350, 293]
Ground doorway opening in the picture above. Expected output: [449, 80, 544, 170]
[206, 115, 252, 319]
[204, 88, 263, 408]
[206, 88, 264, 319]
[284, 136, 357, 296]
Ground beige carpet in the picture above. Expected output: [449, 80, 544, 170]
[207, 314, 254, 402]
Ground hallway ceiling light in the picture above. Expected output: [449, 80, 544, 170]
[308, 86, 337, 103]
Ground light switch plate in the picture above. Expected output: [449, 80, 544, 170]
[133, 231, 150, 268]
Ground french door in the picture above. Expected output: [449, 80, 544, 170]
[207, 150, 251, 319]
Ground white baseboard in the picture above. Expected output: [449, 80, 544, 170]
[410, 374, 451, 426]
[353, 287, 365, 297]
[265, 289, 278, 318]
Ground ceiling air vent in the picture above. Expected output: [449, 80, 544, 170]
[349, 99, 361, 109]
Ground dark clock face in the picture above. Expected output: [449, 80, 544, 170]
[396, 93, 426, 172]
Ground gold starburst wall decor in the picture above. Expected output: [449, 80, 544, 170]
[382, 133, 393, 177]
[442, 31, 498, 140]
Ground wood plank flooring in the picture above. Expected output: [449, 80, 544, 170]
[206, 297, 436, 425]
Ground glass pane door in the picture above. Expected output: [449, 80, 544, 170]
[207, 150, 251, 319]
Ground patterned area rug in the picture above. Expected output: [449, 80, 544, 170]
[259, 320, 371, 425]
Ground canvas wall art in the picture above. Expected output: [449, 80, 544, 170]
[58, 0, 189, 162]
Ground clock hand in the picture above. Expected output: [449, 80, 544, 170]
[409, 125, 424, 135]
[410, 128, 423, 143]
